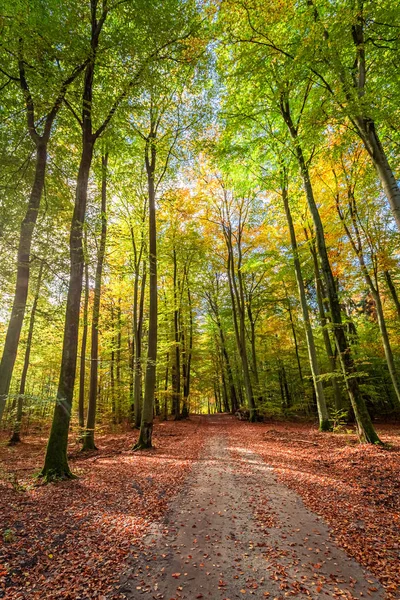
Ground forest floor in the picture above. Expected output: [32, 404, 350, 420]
[0, 416, 399, 600]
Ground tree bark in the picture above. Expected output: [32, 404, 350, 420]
[0, 48, 87, 424]
[82, 152, 108, 450]
[133, 261, 146, 428]
[384, 270, 400, 323]
[181, 280, 193, 418]
[172, 247, 181, 419]
[78, 232, 89, 431]
[281, 174, 329, 430]
[41, 2, 111, 479]
[222, 199, 257, 421]
[134, 132, 157, 450]
[285, 288, 304, 385]
[280, 94, 380, 443]
[9, 261, 44, 444]
[308, 236, 343, 410]
[336, 191, 400, 411]
[0, 144, 47, 423]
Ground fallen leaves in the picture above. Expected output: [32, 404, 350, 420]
[227, 420, 400, 600]
[0, 417, 206, 599]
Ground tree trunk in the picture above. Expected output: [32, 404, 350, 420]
[285, 288, 304, 385]
[82, 152, 108, 451]
[354, 117, 400, 231]
[163, 353, 169, 421]
[0, 46, 87, 425]
[110, 308, 116, 425]
[181, 282, 193, 418]
[208, 285, 239, 412]
[41, 138, 94, 479]
[280, 95, 381, 444]
[172, 247, 181, 420]
[41, 0, 110, 480]
[336, 195, 400, 411]
[134, 261, 146, 428]
[225, 229, 257, 420]
[134, 134, 157, 450]
[78, 232, 89, 431]
[9, 261, 44, 444]
[281, 175, 329, 430]
[308, 237, 343, 410]
[0, 143, 47, 423]
[384, 270, 400, 322]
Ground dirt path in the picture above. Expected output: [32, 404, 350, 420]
[119, 416, 384, 600]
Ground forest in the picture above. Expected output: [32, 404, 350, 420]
[0, 1, 399, 599]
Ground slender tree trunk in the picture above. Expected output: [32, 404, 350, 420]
[226, 235, 257, 420]
[336, 196, 400, 411]
[78, 232, 89, 431]
[280, 96, 380, 443]
[219, 348, 230, 413]
[134, 135, 157, 450]
[9, 261, 44, 444]
[384, 270, 400, 322]
[208, 287, 239, 412]
[129, 335, 134, 420]
[309, 238, 343, 410]
[41, 0, 111, 479]
[114, 297, 122, 423]
[0, 47, 87, 425]
[247, 305, 264, 404]
[281, 176, 329, 430]
[0, 144, 47, 423]
[282, 364, 291, 408]
[172, 247, 181, 420]
[163, 353, 169, 421]
[285, 289, 304, 384]
[110, 309, 116, 425]
[41, 138, 94, 479]
[134, 261, 146, 428]
[354, 117, 400, 231]
[82, 152, 108, 450]
[181, 282, 193, 418]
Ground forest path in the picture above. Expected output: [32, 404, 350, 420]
[119, 415, 383, 600]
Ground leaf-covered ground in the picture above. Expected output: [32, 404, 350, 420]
[225, 421, 400, 600]
[1, 418, 399, 599]
[0, 417, 206, 599]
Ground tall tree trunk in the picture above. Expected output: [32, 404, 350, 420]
[82, 152, 108, 450]
[115, 296, 122, 423]
[285, 288, 304, 385]
[78, 232, 89, 431]
[0, 48, 87, 425]
[354, 122, 400, 231]
[336, 193, 400, 411]
[181, 281, 193, 418]
[110, 306, 116, 424]
[225, 230, 257, 420]
[163, 352, 169, 421]
[247, 304, 264, 404]
[41, 137, 94, 479]
[281, 174, 329, 430]
[207, 285, 239, 412]
[308, 237, 343, 410]
[0, 144, 47, 423]
[41, 2, 110, 478]
[280, 95, 380, 444]
[9, 261, 44, 444]
[172, 247, 181, 420]
[129, 335, 134, 420]
[134, 133, 157, 450]
[134, 261, 146, 428]
[384, 270, 400, 323]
